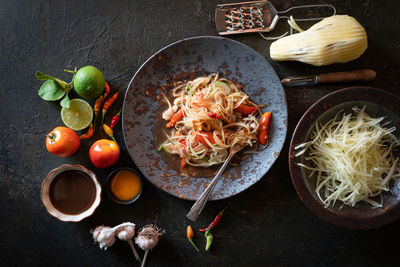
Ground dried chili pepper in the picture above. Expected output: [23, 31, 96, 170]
[199, 203, 230, 232]
[186, 225, 199, 252]
[103, 124, 116, 143]
[80, 123, 94, 139]
[257, 111, 272, 146]
[93, 95, 104, 130]
[110, 108, 122, 129]
[166, 108, 183, 128]
[204, 231, 213, 251]
[101, 92, 119, 126]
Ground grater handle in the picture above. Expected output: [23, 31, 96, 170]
[278, 4, 336, 21]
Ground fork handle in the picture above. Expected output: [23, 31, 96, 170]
[186, 152, 234, 221]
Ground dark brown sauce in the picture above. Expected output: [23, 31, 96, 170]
[49, 170, 96, 215]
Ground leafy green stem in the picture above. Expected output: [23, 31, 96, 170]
[36, 71, 69, 89]
[64, 69, 77, 74]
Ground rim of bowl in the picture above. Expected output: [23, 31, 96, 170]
[121, 35, 288, 200]
[106, 167, 143, 204]
[41, 164, 102, 222]
[289, 86, 400, 229]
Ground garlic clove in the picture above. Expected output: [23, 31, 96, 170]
[115, 224, 141, 262]
[91, 225, 116, 250]
[116, 225, 135, 240]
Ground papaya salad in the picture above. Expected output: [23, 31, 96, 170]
[159, 73, 271, 169]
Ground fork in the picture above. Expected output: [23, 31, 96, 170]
[186, 144, 244, 221]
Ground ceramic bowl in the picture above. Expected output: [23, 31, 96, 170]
[106, 167, 143, 204]
[122, 36, 287, 200]
[289, 87, 400, 229]
[41, 164, 102, 222]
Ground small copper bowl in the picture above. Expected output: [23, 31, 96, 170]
[41, 164, 102, 222]
[106, 167, 143, 204]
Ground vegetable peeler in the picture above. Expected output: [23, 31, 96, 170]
[215, 1, 336, 38]
[281, 69, 377, 87]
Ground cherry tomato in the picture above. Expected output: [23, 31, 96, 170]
[46, 127, 80, 157]
[89, 139, 120, 168]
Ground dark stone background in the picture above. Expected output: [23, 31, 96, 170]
[1, 0, 399, 266]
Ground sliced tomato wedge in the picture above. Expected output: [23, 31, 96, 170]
[192, 131, 215, 146]
[234, 104, 257, 115]
[258, 112, 272, 146]
[166, 108, 184, 128]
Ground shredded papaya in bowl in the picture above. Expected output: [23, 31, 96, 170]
[289, 87, 400, 229]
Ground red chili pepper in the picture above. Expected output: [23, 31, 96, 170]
[80, 123, 94, 139]
[166, 108, 184, 128]
[234, 104, 257, 115]
[95, 95, 104, 113]
[110, 108, 122, 129]
[103, 123, 117, 143]
[93, 95, 104, 130]
[192, 131, 215, 146]
[101, 92, 119, 126]
[258, 112, 272, 146]
[199, 203, 230, 232]
[186, 225, 199, 252]
[104, 81, 111, 97]
[208, 112, 230, 124]
[208, 112, 220, 119]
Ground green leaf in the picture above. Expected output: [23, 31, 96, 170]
[35, 71, 69, 89]
[36, 71, 54, 80]
[38, 80, 66, 101]
[60, 94, 70, 108]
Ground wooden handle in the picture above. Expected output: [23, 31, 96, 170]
[319, 69, 376, 84]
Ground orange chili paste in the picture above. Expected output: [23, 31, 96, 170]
[110, 170, 141, 201]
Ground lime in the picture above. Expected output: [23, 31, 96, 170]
[73, 66, 105, 99]
[61, 99, 93, 131]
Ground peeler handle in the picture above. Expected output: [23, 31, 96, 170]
[319, 69, 376, 84]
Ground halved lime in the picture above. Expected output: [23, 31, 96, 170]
[61, 99, 93, 131]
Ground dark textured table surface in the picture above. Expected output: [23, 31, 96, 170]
[1, 0, 400, 266]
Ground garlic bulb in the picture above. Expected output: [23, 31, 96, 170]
[135, 224, 164, 267]
[116, 224, 141, 262]
[91, 225, 116, 250]
[135, 234, 159, 251]
[270, 15, 368, 66]
[116, 225, 135, 240]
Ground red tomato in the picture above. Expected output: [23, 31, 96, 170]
[46, 127, 80, 157]
[89, 139, 120, 168]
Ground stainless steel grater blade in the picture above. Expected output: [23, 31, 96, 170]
[215, 1, 279, 35]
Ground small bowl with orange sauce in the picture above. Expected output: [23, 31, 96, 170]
[106, 167, 143, 204]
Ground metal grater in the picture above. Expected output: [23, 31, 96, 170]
[215, 1, 336, 36]
[215, 1, 279, 35]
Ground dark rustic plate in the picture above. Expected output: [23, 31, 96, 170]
[123, 36, 287, 200]
[289, 87, 400, 229]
